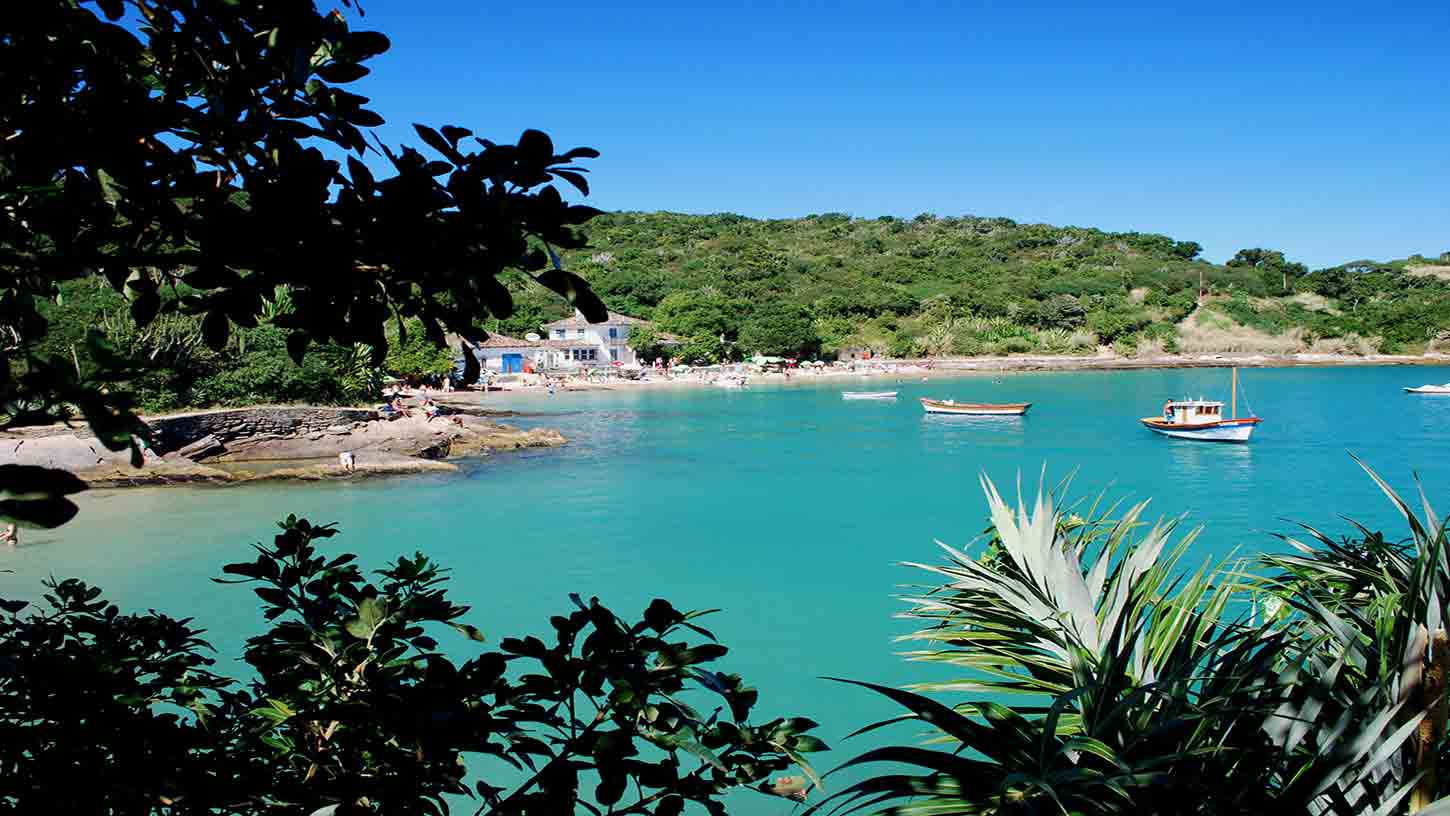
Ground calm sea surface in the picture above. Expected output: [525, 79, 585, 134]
[5, 365, 1450, 813]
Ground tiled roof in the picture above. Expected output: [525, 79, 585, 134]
[541, 311, 647, 329]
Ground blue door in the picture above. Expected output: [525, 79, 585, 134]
[502, 354, 523, 373]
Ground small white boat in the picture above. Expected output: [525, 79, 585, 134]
[1140, 368, 1261, 443]
[1405, 383, 1450, 394]
[920, 398, 1030, 416]
[843, 391, 898, 400]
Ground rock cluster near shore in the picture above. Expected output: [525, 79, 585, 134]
[0, 406, 565, 487]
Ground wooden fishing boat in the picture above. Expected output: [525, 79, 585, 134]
[843, 391, 898, 400]
[920, 398, 1030, 416]
[1405, 383, 1450, 394]
[1140, 368, 1261, 442]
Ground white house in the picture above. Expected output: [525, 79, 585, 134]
[540, 310, 648, 368]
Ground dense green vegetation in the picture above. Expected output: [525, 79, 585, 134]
[496, 213, 1450, 361]
[30, 280, 453, 412]
[0, 517, 826, 815]
[30, 213, 1450, 413]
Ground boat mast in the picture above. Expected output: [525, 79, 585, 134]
[1231, 368, 1237, 419]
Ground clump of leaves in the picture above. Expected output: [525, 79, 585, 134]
[0, 515, 827, 814]
[818, 467, 1450, 816]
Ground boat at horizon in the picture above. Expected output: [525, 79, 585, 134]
[843, 391, 898, 400]
[1405, 383, 1450, 394]
[920, 398, 1031, 416]
[1140, 368, 1261, 442]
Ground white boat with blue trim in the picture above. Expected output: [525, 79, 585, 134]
[1405, 383, 1450, 394]
[1140, 368, 1261, 443]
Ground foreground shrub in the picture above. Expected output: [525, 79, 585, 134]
[0, 517, 826, 815]
[822, 465, 1450, 815]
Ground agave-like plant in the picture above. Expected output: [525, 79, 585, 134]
[818, 468, 1450, 816]
[1258, 459, 1450, 814]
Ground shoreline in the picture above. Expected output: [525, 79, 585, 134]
[463, 351, 1450, 399]
[10, 352, 1446, 490]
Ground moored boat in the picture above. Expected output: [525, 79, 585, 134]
[920, 398, 1030, 416]
[843, 391, 898, 400]
[1405, 383, 1450, 394]
[1140, 368, 1261, 442]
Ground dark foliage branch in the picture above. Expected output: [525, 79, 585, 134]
[1, 0, 610, 523]
[0, 516, 827, 814]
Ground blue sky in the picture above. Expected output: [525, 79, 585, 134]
[349, 0, 1449, 268]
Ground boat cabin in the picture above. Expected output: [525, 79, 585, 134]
[1160, 399, 1225, 425]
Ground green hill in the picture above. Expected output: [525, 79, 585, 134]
[494, 212, 1450, 361]
[33, 212, 1450, 414]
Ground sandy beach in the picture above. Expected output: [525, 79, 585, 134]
[447, 350, 1450, 401]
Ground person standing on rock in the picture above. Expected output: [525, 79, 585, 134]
[339, 451, 356, 472]
[1, 523, 17, 549]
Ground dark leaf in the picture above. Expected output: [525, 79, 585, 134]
[317, 62, 370, 83]
[440, 125, 472, 146]
[453, 623, 486, 642]
[130, 289, 160, 326]
[286, 331, 311, 365]
[413, 124, 461, 164]
[552, 169, 590, 196]
[0, 497, 80, 528]
[202, 311, 230, 350]
[344, 30, 392, 60]
[534, 270, 607, 322]
[0, 465, 89, 498]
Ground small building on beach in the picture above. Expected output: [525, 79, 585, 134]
[466, 333, 549, 373]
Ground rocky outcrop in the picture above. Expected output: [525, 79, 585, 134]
[148, 407, 377, 455]
[0, 406, 565, 488]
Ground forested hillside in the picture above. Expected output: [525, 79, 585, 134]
[30, 212, 1450, 414]
[496, 212, 1450, 361]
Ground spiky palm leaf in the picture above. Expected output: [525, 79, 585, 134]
[1259, 459, 1450, 814]
[821, 469, 1448, 815]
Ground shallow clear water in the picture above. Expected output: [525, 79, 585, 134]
[5, 365, 1450, 813]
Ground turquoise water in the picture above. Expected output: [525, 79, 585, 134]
[5, 365, 1450, 813]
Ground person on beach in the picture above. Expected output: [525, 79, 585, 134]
[1, 523, 17, 549]
[338, 451, 355, 472]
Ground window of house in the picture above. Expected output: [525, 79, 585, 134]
[610, 348, 619, 361]
[608, 327, 618, 339]
[576, 328, 585, 338]
[554, 329, 564, 339]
